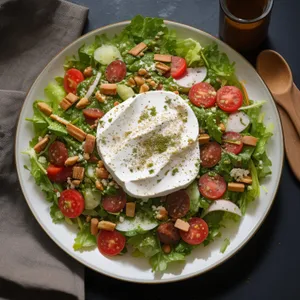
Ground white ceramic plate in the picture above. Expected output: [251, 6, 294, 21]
[15, 21, 283, 283]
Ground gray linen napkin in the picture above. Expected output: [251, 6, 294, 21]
[0, 1, 88, 299]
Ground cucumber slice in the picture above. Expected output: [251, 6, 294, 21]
[116, 212, 158, 232]
[186, 180, 200, 203]
[83, 188, 101, 210]
[94, 45, 122, 65]
[117, 84, 135, 100]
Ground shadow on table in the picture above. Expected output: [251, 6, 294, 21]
[85, 179, 282, 300]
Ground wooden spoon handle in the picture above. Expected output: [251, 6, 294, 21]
[277, 105, 300, 181]
[278, 91, 300, 137]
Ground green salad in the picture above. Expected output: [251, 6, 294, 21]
[24, 15, 272, 272]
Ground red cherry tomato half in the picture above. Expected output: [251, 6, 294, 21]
[48, 141, 68, 166]
[222, 132, 243, 154]
[216, 86, 243, 112]
[171, 56, 187, 79]
[189, 82, 217, 108]
[98, 230, 126, 256]
[199, 173, 227, 200]
[47, 164, 73, 183]
[64, 68, 84, 94]
[58, 189, 85, 218]
[102, 190, 126, 213]
[180, 218, 209, 245]
[200, 142, 222, 168]
[105, 60, 127, 83]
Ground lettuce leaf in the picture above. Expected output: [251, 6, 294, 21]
[201, 43, 238, 90]
[23, 148, 58, 203]
[150, 251, 185, 272]
[175, 38, 203, 67]
[126, 15, 168, 43]
[44, 81, 66, 112]
[50, 203, 64, 224]
[73, 223, 97, 251]
[127, 233, 160, 258]
[238, 160, 260, 215]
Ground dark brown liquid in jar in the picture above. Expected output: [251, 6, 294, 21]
[219, 0, 272, 52]
[227, 0, 267, 20]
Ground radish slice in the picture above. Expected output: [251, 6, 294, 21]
[226, 111, 250, 133]
[116, 212, 158, 232]
[201, 200, 242, 218]
[174, 67, 207, 88]
[85, 72, 101, 99]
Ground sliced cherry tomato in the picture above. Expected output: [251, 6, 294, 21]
[48, 141, 68, 166]
[171, 56, 187, 79]
[47, 164, 73, 183]
[180, 217, 209, 245]
[199, 173, 227, 200]
[102, 190, 126, 213]
[165, 190, 190, 219]
[83, 108, 104, 125]
[105, 60, 127, 83]
[200, 142, 222, 168]
[63, 68, 84, 94]
[98, 230, 126, 256]
[189, 82, 217, 108]
[216, 86, 243, 112]
[58, 189, 85, 218]
[222, 132, 243, 154]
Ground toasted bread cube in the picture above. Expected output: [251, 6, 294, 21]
[139, 83, 149, 94]
[60, 98, 73, 111]
[37, 102, 52, 116]
[72, 180, 81, 187]
[242, 135, 258, 146]
[219, 123, 226, 132]
[65, 93, 79, 104]
[50, 114, 69, 125]
[72, 166, 85, 180]
[33, 137, 49, 153]
[126, 202, 136, 217]
[174, 219, 190, 232]
[96, 167, 109, 179]
[198, 134, 210, 145]
[154, 54, 172, 63]
[228, 182, 245, 192]
[239, 176, 253, 184]
[65, 156, 79, 166]
[155, 62, 171, 73]
[128, 42, 147, 56]
[90, 218, 99, 235]
[97, 221, 116, 231]
[134, 76, 145, 86]
[66, 124, 86, 142]
[100, 83, 117, 95]
[84, 134, 96, 154]
[76, 97, 89, 109]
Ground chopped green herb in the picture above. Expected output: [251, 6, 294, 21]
[172, 168, 179, 176]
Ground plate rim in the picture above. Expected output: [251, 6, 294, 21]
[15, 19, 284, 284]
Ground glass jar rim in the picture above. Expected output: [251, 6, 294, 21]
[219, 0, 274, 24]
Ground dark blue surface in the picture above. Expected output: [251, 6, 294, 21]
[70, 1, 300, 299]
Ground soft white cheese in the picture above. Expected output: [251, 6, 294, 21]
[97, 91, 200, 198]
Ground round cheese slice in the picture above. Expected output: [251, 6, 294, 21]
[97, 91, 200, 198]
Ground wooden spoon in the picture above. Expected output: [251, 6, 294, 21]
[276, 106, 300, 181]
[256, 50, 300, 137]
[256, 50, 300, 181]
